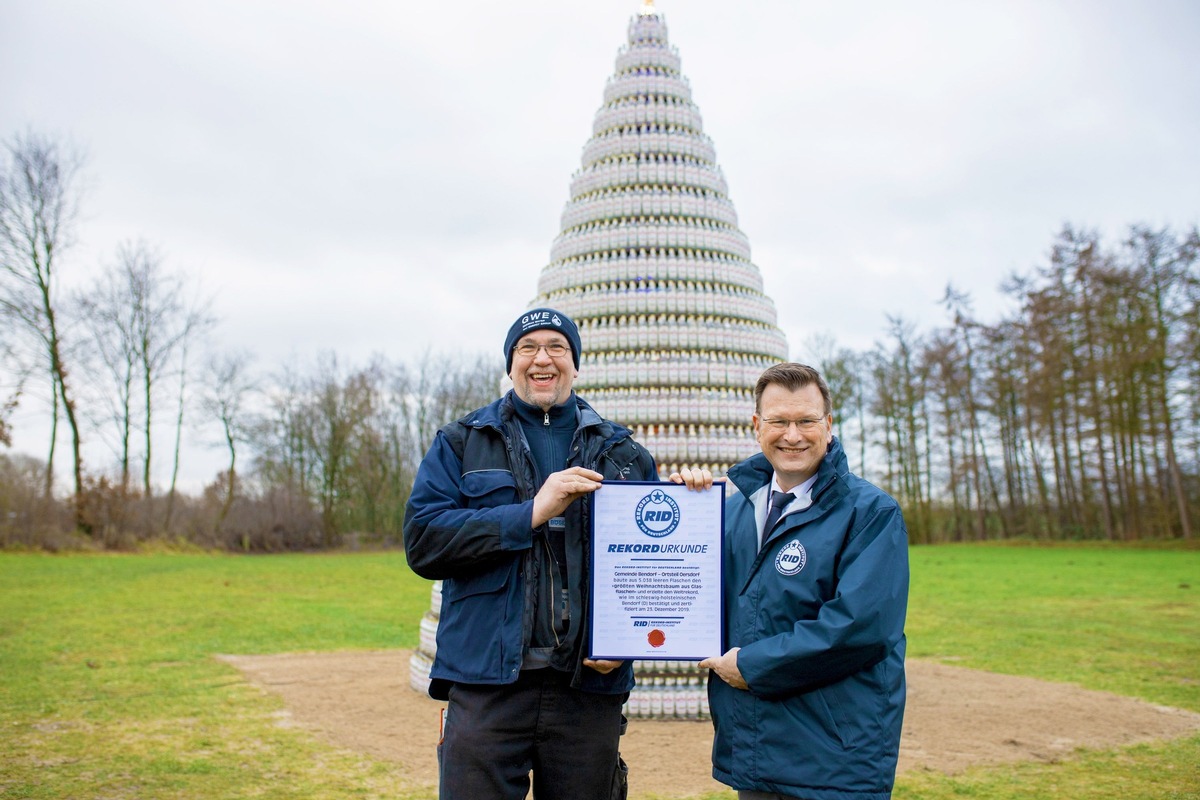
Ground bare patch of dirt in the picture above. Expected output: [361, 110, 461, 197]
[217, 650, 1200, 799]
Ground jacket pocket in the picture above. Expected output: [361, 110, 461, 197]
[461, 468, 518, 509]
[812, 678, 876, 751]
[598, 439, 646, 481]
[437, 560, 518, 681]
[443, 559, 513, 602]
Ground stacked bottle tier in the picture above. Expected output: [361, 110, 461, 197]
[540, 251, 762, 294]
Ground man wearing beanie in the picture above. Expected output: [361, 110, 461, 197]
[404, 308, 709, 800]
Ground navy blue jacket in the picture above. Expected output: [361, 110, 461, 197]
[403, 390, 657, 700]
[711, 438, 908, 800]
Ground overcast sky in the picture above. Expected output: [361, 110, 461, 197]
[3, 0, 1198, 489]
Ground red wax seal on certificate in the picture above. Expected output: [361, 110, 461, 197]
[647, 629, 666, 648]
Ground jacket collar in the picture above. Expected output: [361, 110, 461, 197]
[462, 391, 624, 441]
[728, 436, 850, 504]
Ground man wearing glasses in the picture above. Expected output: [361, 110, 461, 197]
[403, 308, 667, 800]
[697, 362, 909, 800]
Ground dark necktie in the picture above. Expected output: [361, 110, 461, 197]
[764, 490, 794, 537]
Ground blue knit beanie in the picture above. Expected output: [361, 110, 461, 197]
[503, 308, 582, 372]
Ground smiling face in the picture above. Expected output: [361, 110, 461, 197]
[752, 382, 833, 491]
[509, 330, 577, 411]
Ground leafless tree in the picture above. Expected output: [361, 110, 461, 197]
[403, 349, 499, 456]
[76, 240, 213, 531]
[874, 316, 932, 540]
[87, 241, 212, 499]
[0, 132, 86, 525]
[1124, 225, 1195, 539]
[244, 350, 497, 545]
[78, 243, 144, 491]
[303, 354, 378, 546]
[163, 281, 217, 522]
[126, 243, 180, 497]
[254, 361, 312, 497]
[201, 350, 257, 532]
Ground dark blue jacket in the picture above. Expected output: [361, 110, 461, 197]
[711, 438, 908, 800]
[403, 390, 657, 700]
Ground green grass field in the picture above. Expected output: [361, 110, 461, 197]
[1, 544, 1197, 799]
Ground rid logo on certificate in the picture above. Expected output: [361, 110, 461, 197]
[589, 481, 725, 660]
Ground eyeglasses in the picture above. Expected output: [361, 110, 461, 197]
[513, 342, 571, 359]
[761, 417, 826, 432]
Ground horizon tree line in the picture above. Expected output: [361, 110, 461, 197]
[2, 132, 1196, 549]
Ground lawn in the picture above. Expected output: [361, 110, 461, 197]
[1, 544, 1197, 799]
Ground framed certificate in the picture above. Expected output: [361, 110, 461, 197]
[588, 480, 725, 660]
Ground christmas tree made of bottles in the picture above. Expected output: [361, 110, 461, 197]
[534, 3, 788, 478]
[410, 1, 789, 719]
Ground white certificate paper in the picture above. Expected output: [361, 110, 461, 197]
[589, 481, 725, 660]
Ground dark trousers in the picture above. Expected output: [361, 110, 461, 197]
[439, 668, 626, 800]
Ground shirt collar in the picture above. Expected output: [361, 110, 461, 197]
[773, 472, 819, 500]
